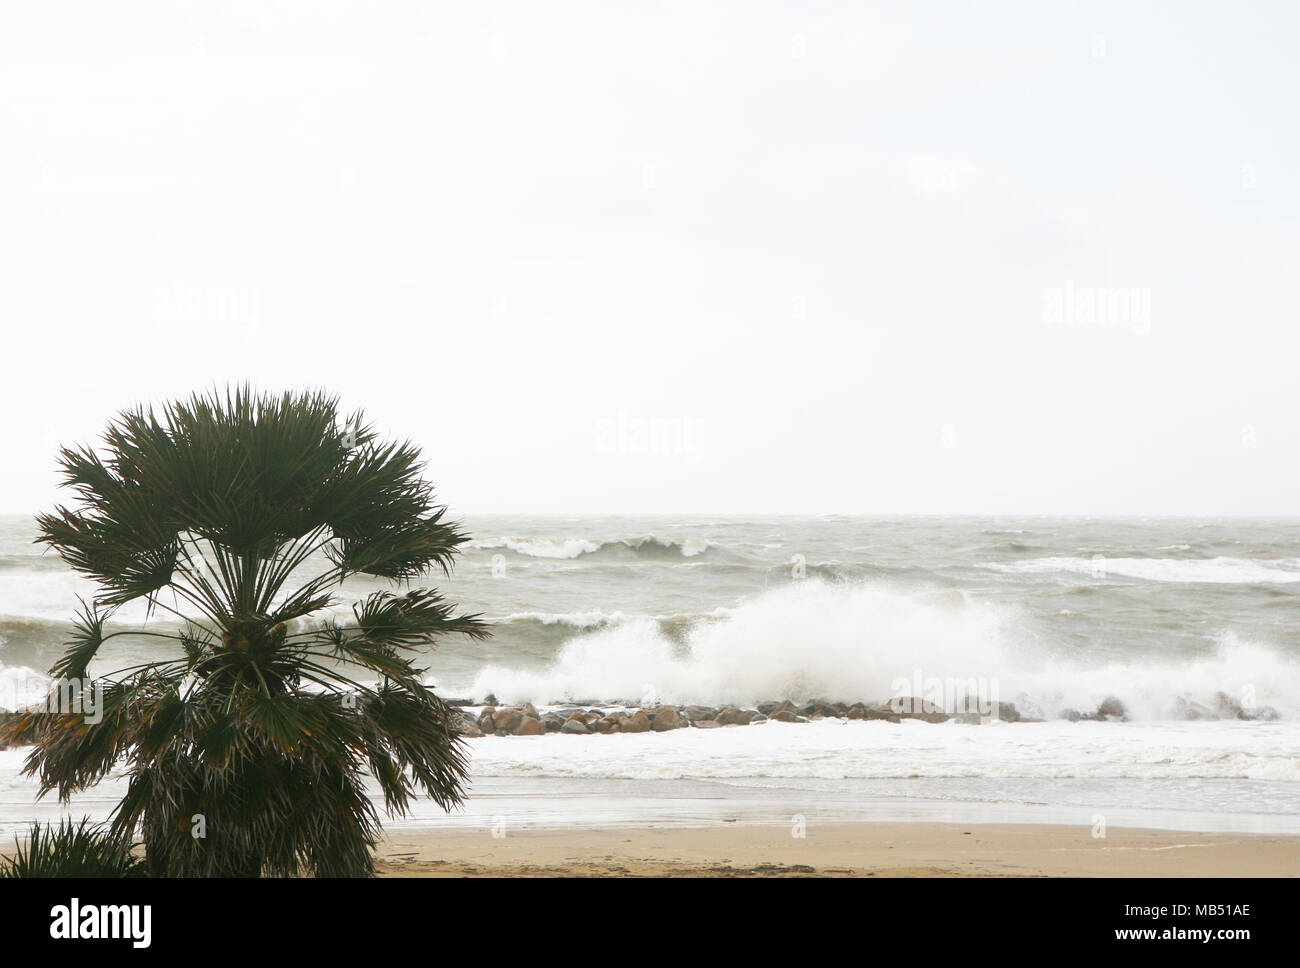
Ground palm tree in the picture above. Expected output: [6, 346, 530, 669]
[1, 387, 486, 877]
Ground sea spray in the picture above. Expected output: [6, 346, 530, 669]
[466, 579, 1300, 719]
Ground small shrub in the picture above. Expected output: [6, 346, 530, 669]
[0, 818, 146, 878]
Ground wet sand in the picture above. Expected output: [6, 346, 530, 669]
[374, 822, 1300, 877]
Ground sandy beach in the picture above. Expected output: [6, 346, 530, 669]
[373, 822, 1300, 878]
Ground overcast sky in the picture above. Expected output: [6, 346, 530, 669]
[1, 1, 1297, 516]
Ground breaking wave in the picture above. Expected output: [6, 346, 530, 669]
[984, 556, 1300, 585]
[464, 579, 1300, 719]
[469, 535, 717, 560]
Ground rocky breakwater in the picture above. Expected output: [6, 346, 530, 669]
[448, 691, 1282, 737]
[454, 695, 1026, 737]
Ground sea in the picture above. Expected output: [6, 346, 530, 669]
[2, 514, 1299, 836]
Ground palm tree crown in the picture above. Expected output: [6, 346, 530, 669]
[5, 387, 486, 876]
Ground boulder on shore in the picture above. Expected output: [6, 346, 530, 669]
[715, 707, 755, 726]
[560, 718, 591, 734]
[515, 716, 545, 736]
[1212, 691, 1247, 720]
[594, 715, 621, 733]
[798, 700, 840, 718]
[886, 697, 949, 723]
[456, 715, 484, 738]
[770, 710, 809, 723]
[650, 707, 684, 731]
[1097, 696, 1126, 721]
[494, 708, 525, 733]
[622, 710, 652, 733]
[986, 701, 1020, 723]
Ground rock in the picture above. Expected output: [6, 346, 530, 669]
[651, 707, 684, 731]
[622, 710, 652, 733]
[494, 708, 524, 733]
[684, 705, 719, 723]
[756, 701, 781, 715]
[478, 711, 496, 733]
[1254, 705, 1281, 721]
[860, 703, 903, 723]
[913, 709, 950, 723]
[593, 717, 620, 733]
[846, 703, 867, 720]
[457, 716, 484, 738]
[521, 703, 539, 719]
[1097, 696, 1126, 720]
[1063, 707, 1103, 722]
[515, 716, 545, 736]
[770, 710, 809, 723]
[543, 715, 564, 733]
[483, 693, 498, 706]
[798, 700, 840, 718]
[1213, 692, 1246, 720]
[883, 697, 948, 723]
[691, 719, 723, 728]
[560, 719, 591, 734]
[715, 707, 755, 726]
[987, 701, 1020, 723]
[889, 695, 944, 714]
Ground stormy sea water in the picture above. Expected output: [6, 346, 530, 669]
[2, 514, 1299, 834]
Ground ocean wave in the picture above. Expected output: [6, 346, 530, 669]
[469, 535, 717, 560]
[983, 556, 1300, 585]
[460, 579, 1300, 719]
[459, 719, 1300, 785]
[492, 610, 628, 629]
[0, 662, 53, 713]
[487, 608, 734, 642]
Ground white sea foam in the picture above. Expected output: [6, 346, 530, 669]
[984, 555, 1300, 584]
[469, 536, 601, 559]
[465, 579, 1300, 718]
[490, 607, 731, 629]
[468, 535, 714, 559]
[460, 719, 1300, 786]
[494, 610, 628, 628]
[0, 663, 52, 712]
